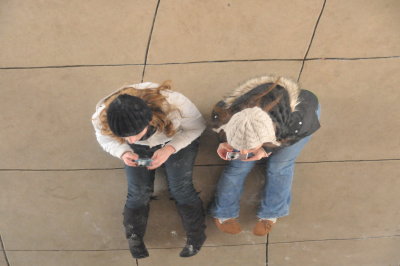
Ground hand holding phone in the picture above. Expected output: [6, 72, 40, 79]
[135, 158, 153, 167]
[225, 151, 249, 160]
[121, 151, 139, 167]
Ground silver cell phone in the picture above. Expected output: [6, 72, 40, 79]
[135, 158, 153, 167]
[225, 151, 249, 160]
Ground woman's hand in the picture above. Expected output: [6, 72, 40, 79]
[148, 145, 176, 170]
[242, 147, 271, 161]
[121, 151, 139, 167]
[217, 142, 234, 160]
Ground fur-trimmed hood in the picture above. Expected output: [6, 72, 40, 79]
[222, 75, 300, 112]
[211, 75, 320, 151]
[211, 75, 302, 132]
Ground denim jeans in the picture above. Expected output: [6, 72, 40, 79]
[124, 138, 202, 209]
[210, 106, 321, 219]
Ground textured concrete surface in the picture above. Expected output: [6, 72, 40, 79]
[139, 245, 266, 266]
[6, 251, 132, 266]
[148, 0, 324, 63]
[269, 237, 400, 266]
[308, 0, 400, 58]
[0, 171, 126, 250]
[299, 59, 400, 162]
[0, 250, 7, 266]
[269, 162, 400, 242]
[0, 0, 158, 67]
[1, 0, 399, 265]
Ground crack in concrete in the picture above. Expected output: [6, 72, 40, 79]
[0, 234, 11, 266]
[3, 233, 400, 252]
[266, 234, 270, 266]
[0, 158, 399, 172]
[297, 0, 327, 82]
[1, 56, 399, 70]
[141, 0, 161, 82]
[269, 234, 400, 245]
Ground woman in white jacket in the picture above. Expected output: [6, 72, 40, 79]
[92, 81, 206, 259]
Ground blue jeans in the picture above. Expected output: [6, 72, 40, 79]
[210, 107, 321, 219]
[124, 138, 202, 209]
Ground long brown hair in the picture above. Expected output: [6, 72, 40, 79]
[99, 81, 178, 143]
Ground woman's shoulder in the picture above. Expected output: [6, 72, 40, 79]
[132, 82, 160, 90]
[298, 89, 319, 109]
[161, 89, 190, 103]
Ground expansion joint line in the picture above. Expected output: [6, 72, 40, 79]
[141, 0, 161, 82]
[0, 234, 11, 266]
[297, 0, 327, 82]
[1, 56, 399, 70]
[0, 158, 400, 172]
[266, 234, 270, 266]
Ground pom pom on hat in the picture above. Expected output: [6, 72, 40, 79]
[220, 107, 278, 150]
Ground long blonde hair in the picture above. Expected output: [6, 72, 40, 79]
[99, 81, 178, 143]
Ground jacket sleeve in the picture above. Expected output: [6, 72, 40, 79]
[217, 130, 227, 143]
[167, 92, 206, 153]
[91, 106, 133, 159]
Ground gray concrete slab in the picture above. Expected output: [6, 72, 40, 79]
[0, 251, 7, 266]
[140, 245, 266, 266]
[0, 166, 266, 251]
[0, 0, 158, 67]
[0, 170, 127, 250]
[299, 59, 400, 162]
[308, 0, 400, 58]
[1, 0, 400, 265]
[6, 251, 132, 266]
[269, 161, 400, 242]
[144, 61, 302, 164]
[0, 67, 142, 170]
[269, 237, 400, 266]
[148, 0, 324, 63]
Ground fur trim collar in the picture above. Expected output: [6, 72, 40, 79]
[223, 75, 300, 112]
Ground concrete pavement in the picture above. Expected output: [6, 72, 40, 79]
[1, 0, 399, 265]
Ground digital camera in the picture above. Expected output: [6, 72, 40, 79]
[225, 151, 249, 160]
[135, 158, 153, 167]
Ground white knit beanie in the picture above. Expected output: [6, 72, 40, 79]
[220, 107, 278, 150]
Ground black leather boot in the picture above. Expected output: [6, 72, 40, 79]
[176, 202, 207, 257]
[123, 205, 150, 259]
[180, 231, 207, 257]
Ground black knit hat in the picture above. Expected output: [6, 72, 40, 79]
[107, 94, 152, 137]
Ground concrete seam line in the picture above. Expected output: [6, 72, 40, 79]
[297, 0, 327, 82]
[141, 0, 161, 82]
[0, 234, 11, 266]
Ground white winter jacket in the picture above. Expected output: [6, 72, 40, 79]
[92, 82, 206, 159]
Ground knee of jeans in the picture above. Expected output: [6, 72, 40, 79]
[267, 160, 295, 176]
[225, 161, 254, 174]
[127, 190, 152, 206]
[169, 182, 198, 204]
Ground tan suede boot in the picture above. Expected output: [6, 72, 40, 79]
[253, 219, 274, 236]
[213, 218, 242, 234]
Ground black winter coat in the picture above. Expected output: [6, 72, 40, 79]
[211, 75, 320, 153]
